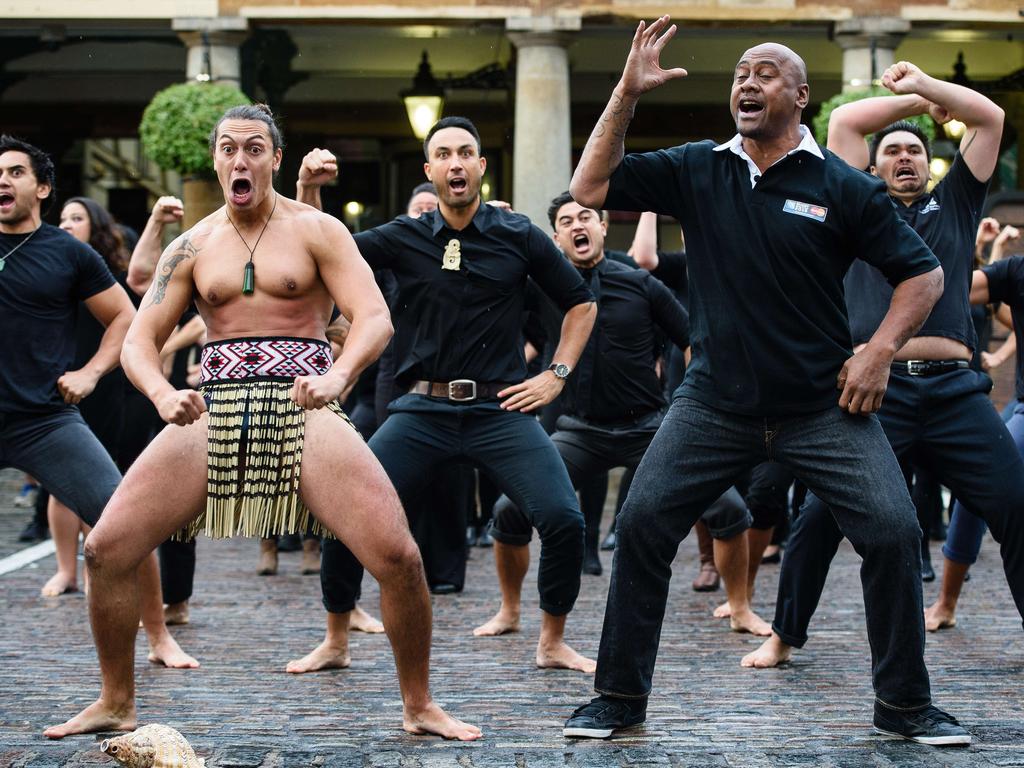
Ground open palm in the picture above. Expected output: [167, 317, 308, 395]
[620, 15, 689, 96]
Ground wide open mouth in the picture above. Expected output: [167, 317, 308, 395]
[448, 176, 468, 194]
[0, 193, 15, 210]
[230, 178, 253, 204]
[572, 232, 592, 255]
[738, 99, 764, 116]
[894, 166, 918, 181]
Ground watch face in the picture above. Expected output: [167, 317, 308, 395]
[552, 364, 570, 379]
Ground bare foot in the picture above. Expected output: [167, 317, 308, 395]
[349, 605, 384, 634]
[741, 634, 792, 668]
[730, 608, 772, 636]
[536, 641, 597, 673]
[404, 701, 482, 741]
[43, 699, 136, 740]
[286, 639, 350, 673]
[712, 600, 731, 619]
[473, 610, 520, 637]
[41, 573, 78, 597]
[163, 601, 190, 626]
[924, 602, 957, 632]
[147, 634, 199, 669]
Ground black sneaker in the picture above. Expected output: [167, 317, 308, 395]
[563, 695, 646, 739]
[873, 703, 971, 746]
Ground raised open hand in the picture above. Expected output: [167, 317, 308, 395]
[619, 16, 688, 97]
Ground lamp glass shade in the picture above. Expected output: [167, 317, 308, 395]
[404, 94, 444, 140]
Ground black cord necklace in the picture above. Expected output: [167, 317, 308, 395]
[226, 193, 277, 295]
[0, 225, 40, 273]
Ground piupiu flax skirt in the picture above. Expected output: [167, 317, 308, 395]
[180, 337, 354, 540]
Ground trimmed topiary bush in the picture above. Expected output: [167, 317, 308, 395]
[812, 87, 936, 146]
[140, 82, 251, 177]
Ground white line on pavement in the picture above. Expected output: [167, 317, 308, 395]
[0, 540, 56, 576]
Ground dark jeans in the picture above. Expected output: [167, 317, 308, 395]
[739, 461, 794, 530]
[595, 397, 930, 710]
[773, 368, 1024, 653]
[0, 407, 120, 527]
[322, 394, 583, 616]
[942, 402, 1024, 565]
[492, 412, 660, 548]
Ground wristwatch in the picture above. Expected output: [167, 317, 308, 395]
[548, 363, 572, 380]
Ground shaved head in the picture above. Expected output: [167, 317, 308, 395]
[740, 43, 808, 86]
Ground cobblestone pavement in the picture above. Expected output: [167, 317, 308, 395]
[1, 467, 1022, 767]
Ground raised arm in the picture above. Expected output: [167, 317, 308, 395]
[828, 61, 1004, 180]
[292, 212, 392, 410]
[295, 148, 338, 211]
[628, 211, 660, 270]
[57, 284, 136, 405]
[570, 16, 687, 208]
[123, 232, 206, 424]
[127, 196, 183, 296]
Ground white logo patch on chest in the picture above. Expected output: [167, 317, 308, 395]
[782, 199, 828, 223]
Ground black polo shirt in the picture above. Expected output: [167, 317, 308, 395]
[982, 255, 1024, 400]
[845, 154, 988, 350]
[604, 138, 939, 416]
[564, 257, 689, 424]
[353, 202, 593, 388]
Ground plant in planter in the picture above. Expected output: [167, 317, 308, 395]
[140, 82, 251, 226]
[812, 87, 936, 147]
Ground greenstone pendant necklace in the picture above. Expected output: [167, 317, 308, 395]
[226, 193, 277, 295]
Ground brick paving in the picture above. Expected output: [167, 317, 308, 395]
[0, 467, 1022, 767]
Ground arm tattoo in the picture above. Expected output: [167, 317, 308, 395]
[595, 93, 634, 172]
[145, 236, 197, 307]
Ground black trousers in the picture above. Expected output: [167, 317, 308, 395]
[321, 395, 583, 616]
[773, 367, 1024, 647]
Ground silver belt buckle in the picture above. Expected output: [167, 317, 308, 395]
[448, 379, 477, 401]
[905, 360, 926, 376]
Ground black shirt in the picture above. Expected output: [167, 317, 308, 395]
[607, 249, 688, 307]
[981, 255, 1024, 400]
[353, 202, 593, 388]
[564, 257, 690, 423]
[605, 139, 939, 416]
[845, 154, 988, 350]
[0, 224, 116, 414]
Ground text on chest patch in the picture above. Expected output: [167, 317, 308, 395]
[782, 199, 828, 223]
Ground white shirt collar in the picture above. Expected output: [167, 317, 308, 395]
[714, 124, 824, 187]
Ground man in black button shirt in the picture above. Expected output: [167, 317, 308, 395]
[745, 60, 1024, 671]
[295, 117, 598, 672]
[562, 19, 965, 745]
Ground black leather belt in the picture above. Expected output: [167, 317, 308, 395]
[409, 379, 513, 402]
[890, 359, 969, 377]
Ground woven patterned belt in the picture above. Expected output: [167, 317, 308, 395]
[200, 337, 332, 385]
[408, 379, 513, 402]
[890, 359, 969, 377]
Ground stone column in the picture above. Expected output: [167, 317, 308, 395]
[834, 17, 911, 92]
[173, 17, 249, 86]
[508, 14, 580, 228]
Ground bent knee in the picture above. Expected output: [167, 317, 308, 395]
[376, 540, 425, 582]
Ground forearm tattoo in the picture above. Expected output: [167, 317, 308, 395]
[594, 93, 635, 172]
[146, 235, 197, 307]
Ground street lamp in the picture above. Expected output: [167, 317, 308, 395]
[402, 51, 445, 140]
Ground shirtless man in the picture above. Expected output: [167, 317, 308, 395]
[45, 104, 480, 741]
